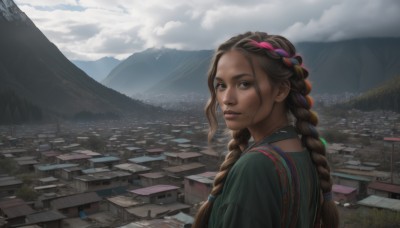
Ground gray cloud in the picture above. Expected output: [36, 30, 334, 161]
[15, 0, 400, 60]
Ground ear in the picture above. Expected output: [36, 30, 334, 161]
[274, 80, 290, 103]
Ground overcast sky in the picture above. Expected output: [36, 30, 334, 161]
[14, 0, 400, 61]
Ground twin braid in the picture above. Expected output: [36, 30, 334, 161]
[248, 39, 338, 227]
[193, 129, 250, 228]
[211, 129, 251, 196]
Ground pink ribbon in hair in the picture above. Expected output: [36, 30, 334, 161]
[250, 40, 274, 50]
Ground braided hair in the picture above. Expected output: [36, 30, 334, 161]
[193, 31, 339, 228]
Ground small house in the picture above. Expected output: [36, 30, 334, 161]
[367, 181, 400, 199]
[25, 210, 66, 228]
[0, 176, 23, 198]
[50, 192, 102, 218]
[73, 170, 131, 194]
[88, 156, 120, 169]
[129, 185, 180, 204]
[332, 184, 357, 203]
[129, 155, 166, 169]
[184, 172, 216, 204]
[139, 172, 168, 187]
[165, 152, 203, 166]
[163, 162, 206, 180]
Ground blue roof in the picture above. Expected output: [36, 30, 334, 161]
[89, 156, 120, 163]
[36, 163, 79, 171]
[331, 172, 372, 182]
[171, 138, 191, 144]
[129, 155, 166, 163]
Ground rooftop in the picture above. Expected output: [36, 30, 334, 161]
[129, 155, 166, 163]
[368, 181, 400, 194]
[163, 162, 205, 173]
[57, 153, 91, 161]
[89, 156, 120, 163]
[358, 195, 400, 211]
[51, 192, 102, 210]
[114, 163, 151, 173]
[106, 195, 141, 208]
[35, 163, 79, 171]
[332, 184, 357, 194]
[75, 170, 131, 181]
[130, 184, 180, 196]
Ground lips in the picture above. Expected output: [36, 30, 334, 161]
[224, 110, 240, 115]
[223, 110, 241, 119]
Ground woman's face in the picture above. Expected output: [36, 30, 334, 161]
[215, 50, 286, 133]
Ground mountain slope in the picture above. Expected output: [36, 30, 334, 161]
[145, 50, 212, 95]
[73, 57, 120, 82]
[102, 48, 212, 95]
[0, 0, 158, 119]
[296, 38, 400, 93]
[348, 74, 400, 112]
[105, 38, 400, 97]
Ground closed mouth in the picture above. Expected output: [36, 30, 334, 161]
[224, 110, 241, 115]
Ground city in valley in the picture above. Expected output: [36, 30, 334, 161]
[1, 94, 400, 228]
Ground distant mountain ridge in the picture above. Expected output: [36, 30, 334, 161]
[103, 48, 213, 95]
[103, 37, 400, 96]
[0, 0, 159, 121]
[348, 74, 400, 112]
[73, 57, 121, 82]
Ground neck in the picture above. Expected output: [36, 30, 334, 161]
[249, 119, 289, 143]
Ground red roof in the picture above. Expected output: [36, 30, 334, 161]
[130, 185, 180, 196]
[332, 184, 356, 194]
[368, 181, 400, 194]
[384, 137, 400, 142]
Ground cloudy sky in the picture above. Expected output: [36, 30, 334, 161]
[14, 0, 400, 61]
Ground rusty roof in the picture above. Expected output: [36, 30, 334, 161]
[130, 185, 180, 196]
[368, 181, 400, 194]
[50, 192, 101, 209]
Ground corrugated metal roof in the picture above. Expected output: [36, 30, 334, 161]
[75, 170, 130, 181]
[26, 210, 66, 223]
[129, 155, 166, 163]
[36, 163, 79, 171]
[56, 153, 91, 161]
[139, 172, 165, 179]
[114, 163, 151, 173]
[0, 201, 35, 218]
[331, 172, 372, 182]
[0, 176, 22, 187]
[368, 181, 400, 194]
[50, 192, 102, 209]
[163, 162, 205, 173]
[130, 185, 180, 196]
[89, 156, 120, 163]
[358, 195, 400, 211]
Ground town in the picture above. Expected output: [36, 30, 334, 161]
[0, 96, 400, 227]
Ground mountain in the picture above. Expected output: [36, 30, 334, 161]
[104, 38, 400, 97]
[102, 48, 212, 95]
[347, 74, 400, 112]
[0, 0, 158, 121]
[73, 57, 120, 82]
[296, 38, 400, 94]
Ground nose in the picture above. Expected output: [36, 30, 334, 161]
[221, 87, 237, 106]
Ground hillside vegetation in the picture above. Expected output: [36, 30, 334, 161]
[349, 75, 400, 112]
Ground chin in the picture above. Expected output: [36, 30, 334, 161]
[225, 123, 244, 131]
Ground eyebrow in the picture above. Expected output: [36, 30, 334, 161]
[215, 73, 253, 81]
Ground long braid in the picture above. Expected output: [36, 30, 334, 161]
[193, 32, 253, 228]
[193, 129, 250, 228]
[288, 65, 339, 227]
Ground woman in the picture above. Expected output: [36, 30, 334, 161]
[193, 32, 339, 228]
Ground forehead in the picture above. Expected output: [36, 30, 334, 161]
[216, 50, 253, 74]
